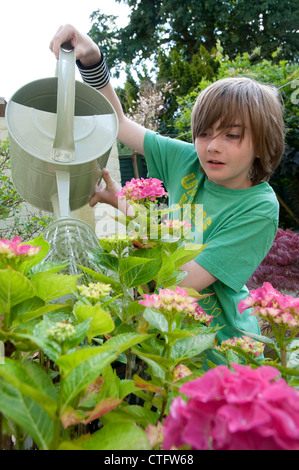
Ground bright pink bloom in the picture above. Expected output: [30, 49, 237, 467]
[187, 305, 214, 324]
[238, 282, 299, 329]
[161, 219, 192, 228]
[139, 286, 199, 315]
[139, 287, 214, 324]
[163, 364, 299, 450]
[0, 236, 40, 259]
[116, 177, 167, 203]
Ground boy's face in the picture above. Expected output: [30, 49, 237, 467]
[194, 120, 256, 189]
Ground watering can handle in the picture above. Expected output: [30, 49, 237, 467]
[51, 43, 76, 162]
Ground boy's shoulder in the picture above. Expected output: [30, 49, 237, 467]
[145, 129, 195, 152]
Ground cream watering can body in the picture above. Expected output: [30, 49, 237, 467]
[6, 44, 118, 219]
[5, 44, 118, 276]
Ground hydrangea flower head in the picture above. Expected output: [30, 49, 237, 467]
[46, 322, 76, 344]
[0, 236, 41, 258]
[0, 236, 41, 269]
[163, 363, 299, 450]
[77, 282, 111, 304]
[215, 335, 265, 358]
[238, 282, 299, 329]
[116, 177, 167, 203]
[139, 286, 199, 315]
[187, 305, 214, 325]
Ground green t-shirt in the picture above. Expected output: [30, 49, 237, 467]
[143, 130, 279, 344]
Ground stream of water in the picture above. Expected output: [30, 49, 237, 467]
[42, 218, 101, 282]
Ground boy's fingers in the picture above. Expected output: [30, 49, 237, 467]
[89, 193, 100, 207]
[102, 168, 111, 182]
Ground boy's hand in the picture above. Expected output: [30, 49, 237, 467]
[89, 169, 121, 208]
[49, 24, 101, 66]
[89, 169, 134, 217]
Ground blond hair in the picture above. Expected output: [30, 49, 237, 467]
[191, 77, 285, 184]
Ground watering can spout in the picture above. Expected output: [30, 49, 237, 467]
[51, 42, 76, 163]
[51, 171, 72, 219]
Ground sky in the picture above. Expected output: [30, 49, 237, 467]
[1, 0, 130, 101]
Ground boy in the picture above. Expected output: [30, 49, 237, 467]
[50, 25, 285, 344]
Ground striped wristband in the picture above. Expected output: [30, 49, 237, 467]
[76, 53, 110, 90]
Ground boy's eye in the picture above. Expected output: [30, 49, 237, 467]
[198, 132, 210, 138]
[227, 133, 241, 139]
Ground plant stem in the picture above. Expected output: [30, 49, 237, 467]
[49, 374, 64, 450]
[280, 348, 287, 368]
[159, 330, 173, 421]
[125, 349, 136, 379]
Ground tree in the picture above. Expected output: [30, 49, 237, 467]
[89, 0, 299, 71]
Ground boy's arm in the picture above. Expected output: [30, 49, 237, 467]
[179, 260, 217, 291]
[49, 24, 146, 155]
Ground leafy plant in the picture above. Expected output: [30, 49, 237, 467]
[0, 140, 53, 241]
[0, 177, 298, 451]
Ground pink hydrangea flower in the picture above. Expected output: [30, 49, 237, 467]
[215, 335, 265, 358]
[161, 219, 192, 228]
[162, 364, 299, 450]
[139, 286, 199, 315]
[0, 236, 40, 259]
[238, 282, 299, 329]
[140, 287, 214, 325]
[187, 305, 214, 325]
[116, 177, 167, 203]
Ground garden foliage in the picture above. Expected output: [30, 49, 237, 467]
[0, 178, 299, 450]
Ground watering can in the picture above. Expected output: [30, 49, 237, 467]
[5, 43, 119, 272]
[6, 42, 118, 218]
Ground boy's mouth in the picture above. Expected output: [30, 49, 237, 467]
[207, 160, 225, 166]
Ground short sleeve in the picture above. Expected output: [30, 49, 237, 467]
[195, 214, 278, 293]
[143, 130, 196, 192]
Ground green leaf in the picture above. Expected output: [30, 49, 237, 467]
[119, 256, 153, 287]
[19, 326, 61, 362]
[89, 249, 119, 271]
[29, 261, 70, 275]
[0, 359, 57, 418]
[132, 348, 172, 372]
[12, 296, 65, 324]
[287, 340, 299, 369]
[0, 359, 56, 449]
[56, 346, 111, 376]
[77, 265, 123, 293]
[74, 304, 115, 342]
[171, 332, 216, 363]
[169, 242, 206, 269]
[30, 272, 80, 302]
[18, 234, 50, 275]
[61, 349, 118, 409]
[125, 300, 146, 320]
[0, 268, 36, 323]
[160, 270, 188, 288]
[82, 422, 150, 450]
[155, 250, 175, 284]
[101, 404, 159, 427]
[100, 332, 154, 355]
[143, 308, 171, 333]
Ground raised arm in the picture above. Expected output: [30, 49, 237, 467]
[49, 24, 146, 155]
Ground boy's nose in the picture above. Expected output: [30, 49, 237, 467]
[207, 136, 222, 153]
